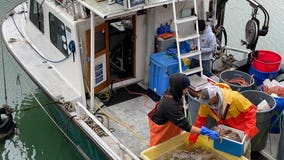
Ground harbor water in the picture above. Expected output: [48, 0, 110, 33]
[1, 0, 284, 159]
[0, 1, 82, 159]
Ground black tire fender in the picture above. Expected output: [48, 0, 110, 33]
[0, 108, 14, 134]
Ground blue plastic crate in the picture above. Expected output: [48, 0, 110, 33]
[149, 52, 188, 96]
[249, 66, 279, 86]
[213, 125, 248, 157]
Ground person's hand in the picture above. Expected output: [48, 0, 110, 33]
[191, 46, 198, 50]
[200, 126, 219, 140]
[187, 142, 195, 151]
[188, 87, 202, 98]
[245, 134, 250, 141]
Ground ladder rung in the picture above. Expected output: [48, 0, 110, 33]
[179, 50, 201, 59]
[178, 33, 199, 42]
[183, 67, 202, 75]
[176, 16, 197, 24]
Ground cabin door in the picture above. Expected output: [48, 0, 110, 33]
[108, 16, 135, 82]
[86, 23, 110, 92]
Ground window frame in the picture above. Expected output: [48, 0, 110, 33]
[29, 0, 44, 33]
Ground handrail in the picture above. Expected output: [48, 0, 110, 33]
[224, 46, 250, 54]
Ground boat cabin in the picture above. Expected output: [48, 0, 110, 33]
[27, 0, 219, 105]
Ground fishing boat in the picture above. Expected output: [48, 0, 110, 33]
[1, 0, 282, 159]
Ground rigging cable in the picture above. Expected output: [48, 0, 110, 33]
[1, 30, 8, 105]
[20, 76, 90, 160]
[3, 52, 90, 160]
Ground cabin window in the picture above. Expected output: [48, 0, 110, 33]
[29, 0, 44, 33]
[49, 13, 68, 56]
[95, 30, 106, 53]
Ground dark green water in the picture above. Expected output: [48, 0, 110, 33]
[0, 1, 82, 159]
[0, 0, 283, 160]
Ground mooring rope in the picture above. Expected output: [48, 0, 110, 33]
[19, 74, 90, 160]
[2, 40, 91, 160]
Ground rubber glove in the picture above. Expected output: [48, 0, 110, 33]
[200, 126, 219, 140]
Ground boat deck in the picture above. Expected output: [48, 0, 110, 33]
[102, 95, 154, 155]
[97, 89, 280, 159]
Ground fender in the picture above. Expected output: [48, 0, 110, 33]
[0, 108, 15, 135]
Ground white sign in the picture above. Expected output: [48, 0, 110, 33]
[94, 54, 106, 86]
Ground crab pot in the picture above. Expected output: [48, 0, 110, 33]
[219, 70, 255, 92]
[241, 90, 276, 151]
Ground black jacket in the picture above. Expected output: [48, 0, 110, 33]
[151, 73, 192, 132]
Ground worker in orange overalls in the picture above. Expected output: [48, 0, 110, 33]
[148, 73, 220, 147]
[188, 83, 259, 157]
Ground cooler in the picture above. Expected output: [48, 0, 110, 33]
[149, 52, 180, 96]
[213, 125, 249, 157]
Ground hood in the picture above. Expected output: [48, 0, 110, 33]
[169, 73, 190, 101]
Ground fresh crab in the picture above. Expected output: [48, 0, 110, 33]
[211, 126, 242, 143]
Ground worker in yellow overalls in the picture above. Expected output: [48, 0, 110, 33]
[188, 83, 259, 158]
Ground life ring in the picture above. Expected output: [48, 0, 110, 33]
[0, 107, 15, 138]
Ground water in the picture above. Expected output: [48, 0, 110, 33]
[0, 1, 82, 159]
[0, 0, 283, 160]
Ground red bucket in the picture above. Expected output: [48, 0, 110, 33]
[251, 50, 282, 72]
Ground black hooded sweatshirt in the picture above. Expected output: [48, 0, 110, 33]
[151, 73, 192, 132]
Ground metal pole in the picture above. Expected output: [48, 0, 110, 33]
[90, 12, 95, 111]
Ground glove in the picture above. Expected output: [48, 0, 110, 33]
[200, 126, 219, 140]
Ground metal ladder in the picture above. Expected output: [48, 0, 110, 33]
[172, 0, 203, 76]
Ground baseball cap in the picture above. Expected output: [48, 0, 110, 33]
[199, 86, 223, 110]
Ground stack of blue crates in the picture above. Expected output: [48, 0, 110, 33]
[149, 52, 187, 96]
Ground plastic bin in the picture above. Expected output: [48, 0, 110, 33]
[219, 70, 255, 92]
[259, 85, 284, 133]
[187, 94, 200, 125]
[270, 97, 284, 133]
[251, 50, 282, 72]
[155, 37, 175, 52]
[140, 132, 248, 160]
[277, 111, 284, 160]
[187, 94, 217, 128]
[248, 66, 279, 86]
[149, 52, 187, 96]
[241, 90, 276, 151]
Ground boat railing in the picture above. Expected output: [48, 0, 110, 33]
[74, 102, 140, 160]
